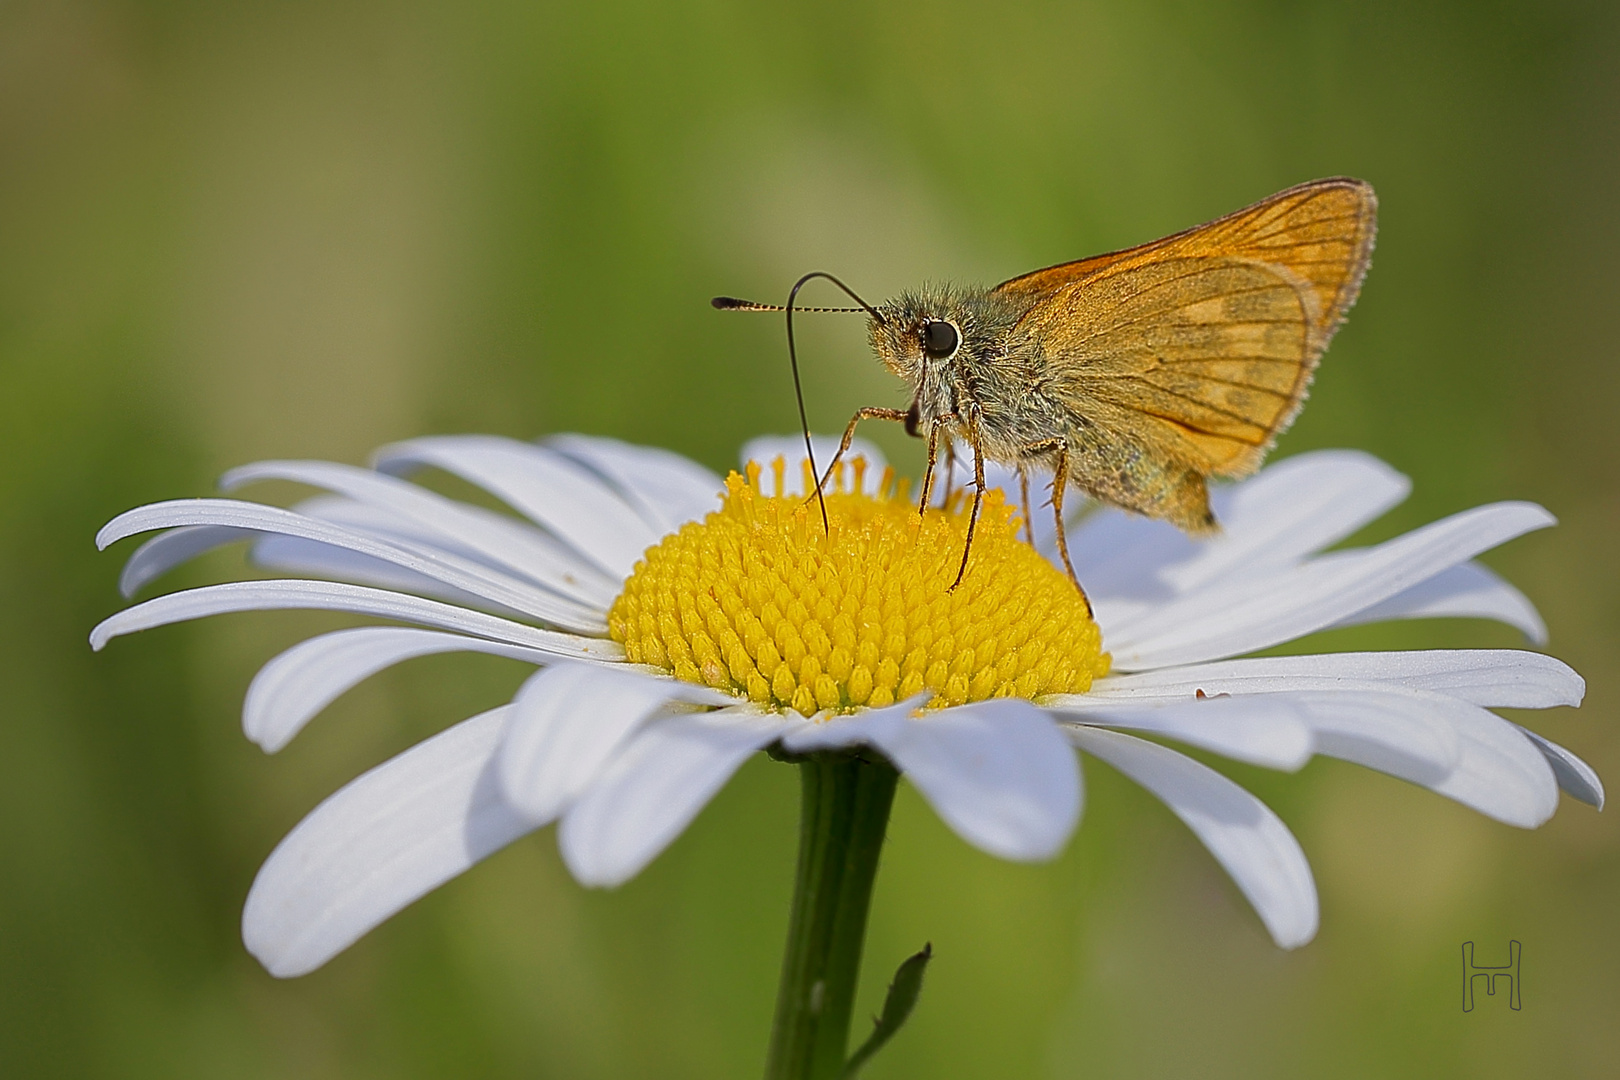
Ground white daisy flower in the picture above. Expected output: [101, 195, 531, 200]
[91, 433, 1600, 978]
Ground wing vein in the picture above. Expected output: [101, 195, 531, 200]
[1136, 407, 1269, 445]
[1110, 380, 1282, 429]
[1126, 371, 1295, 396]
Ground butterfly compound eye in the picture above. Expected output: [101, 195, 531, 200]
[921, 320, 960, 359]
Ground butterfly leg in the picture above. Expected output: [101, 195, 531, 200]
[949, 411, 988, 591]
[941, 437, 958, 508]
[1019, 437, 1092, 618]
[1017, 466, 1035, 545]
[813, 407, 909, 500]
[916, 413, 959, 514]
[918, 423, 942, 512]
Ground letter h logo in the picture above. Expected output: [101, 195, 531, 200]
[1462, 940, 1521, 1011]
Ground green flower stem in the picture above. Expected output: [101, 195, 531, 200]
[765, 752, 900, 1080]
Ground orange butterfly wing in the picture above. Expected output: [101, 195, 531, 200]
[996, 178, 1377, 479]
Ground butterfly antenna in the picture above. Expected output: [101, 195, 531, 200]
[783, 272, 885, 533]
[713, 276, 884, 533]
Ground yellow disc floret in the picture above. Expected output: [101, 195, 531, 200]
[607, 458, 1110, 717]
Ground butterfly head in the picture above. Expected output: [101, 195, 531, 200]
[867, 284, 1021, 405]
[870, 287, 982, 378]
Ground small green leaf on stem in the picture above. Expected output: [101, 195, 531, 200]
[839, 943, 933, 1079]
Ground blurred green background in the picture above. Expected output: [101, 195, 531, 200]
[2, 0, 1616, 1076]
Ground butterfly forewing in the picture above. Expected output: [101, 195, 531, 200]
[1023, 255, 1314, 475]
[995, 178, 1375, 481]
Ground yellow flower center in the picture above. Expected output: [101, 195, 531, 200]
[607, 457, 1110, 717]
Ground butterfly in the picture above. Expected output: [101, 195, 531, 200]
[716, 177, 1378, 604]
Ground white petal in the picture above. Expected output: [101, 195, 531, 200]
[225, 460, 617, 606]
[1085, 650, 1584, 710]
[119, 524, 258, 597]
[872, 699, 1082, 862]
[294, 494, 620, 604]
[89, 579, 619, 659]
[546, 434, 723, 534]
[1106, 501, 1556, 670]
[740, 435, 888, 497]
[116, 496, 529, 602]
[245, 627, 559, 752]
[263, 494, 610, 616]
[558, 708, 796, 886]
[248, 533, 522, 615]
[1068, 726, 1318, 949]
[498, 662, 731, 825]
[1285, 690, 1463, 785]
[373, 435, 658, 578]
[1332, 561, 1547, 644]
[1425, 706, 1560, 827]
[98, 498, 605, 632]
[1076, 684, 1558, 828]
[1050, 693, 1314, 771]
[1515, 727, 1605, 809]
[243, 705, 531, 977]
[1068, 450, 1408, 601]
[1312, 691, 1558, 827]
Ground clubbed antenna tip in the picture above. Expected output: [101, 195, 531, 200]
[710, 295, 867, 314]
